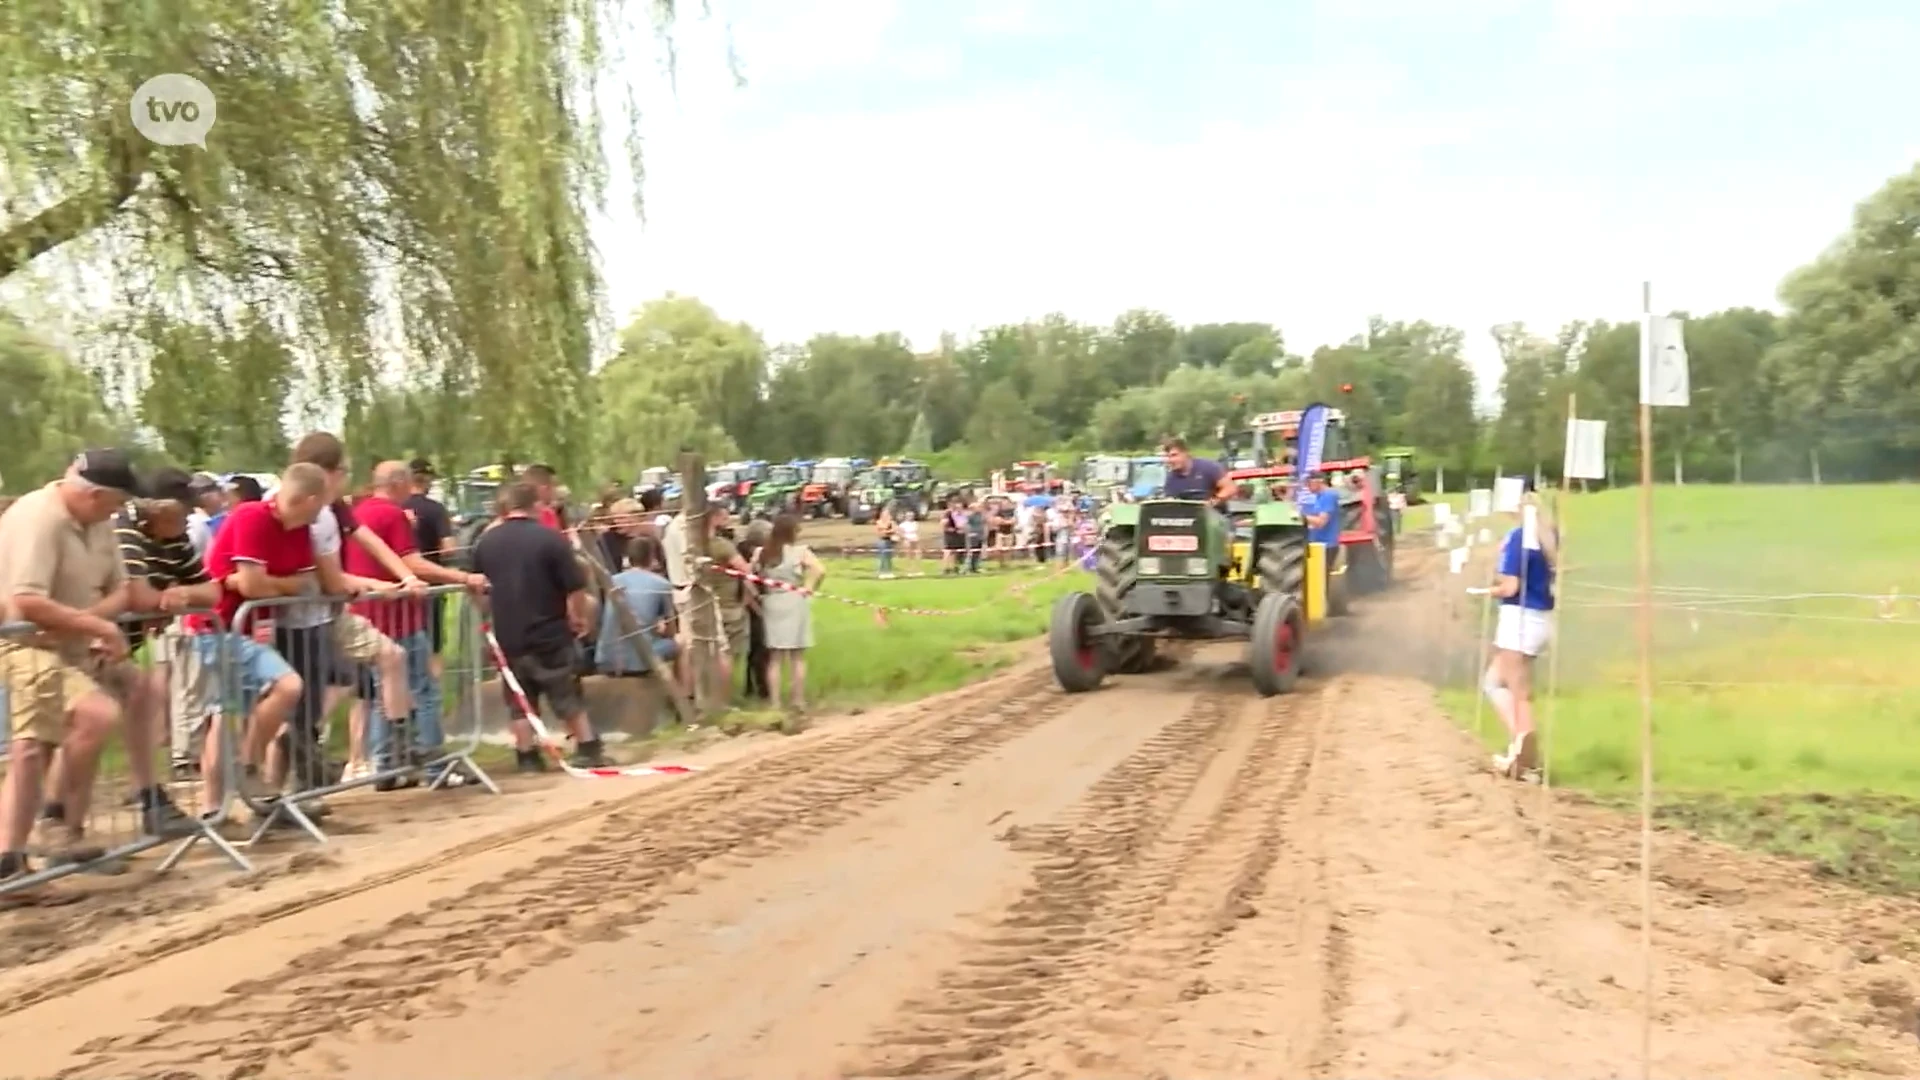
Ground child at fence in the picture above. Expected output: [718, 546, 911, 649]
[898, 511, 920, 565]
[1485, 487, 1558, 780]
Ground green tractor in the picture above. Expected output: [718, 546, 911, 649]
[1049, 494, 1309, 697]
[749, 462, 808, 517]
[1377, 445, 1423, 508]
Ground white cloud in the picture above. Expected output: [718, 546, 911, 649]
[594, 4, 1874, 398]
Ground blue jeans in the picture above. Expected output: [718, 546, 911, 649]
[876, 538, 894, 573]
[369, 631, 442, 769]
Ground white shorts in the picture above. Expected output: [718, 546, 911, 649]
[1494, 604, 1553, 657]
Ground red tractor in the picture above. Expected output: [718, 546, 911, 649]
[1220, 407, 1394, 604]
[1011, 460, 1065, 495]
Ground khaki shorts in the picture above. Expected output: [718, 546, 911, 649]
[0, 643, 140, 745]
[331, 611, 391, 664]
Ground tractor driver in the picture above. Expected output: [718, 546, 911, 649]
[1161, 437, 1238, 572]
[1160, 437, 1236, 505]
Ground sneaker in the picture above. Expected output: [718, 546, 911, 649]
[425, 766, 468, 789]
[29, 822, 118, 873]
[140, 791, 198, 838]
[514, 749, 549, 774]
[340, 759, 374, 784]
[236, 766, 277, 805]
[1510, 731, 1539, 772]
[568, 740, 613, 769]
[0, 853, 79, 908]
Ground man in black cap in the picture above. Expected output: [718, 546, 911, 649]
[37, 466, 209, 845]
[0, 451, 165, 885]
[404, 459, 455, 675]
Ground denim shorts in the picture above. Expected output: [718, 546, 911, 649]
[190, 633, 296, 708]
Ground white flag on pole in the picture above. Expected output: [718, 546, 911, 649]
[1563, 418, 1607, 480]
[1640, 314, 1690, 407]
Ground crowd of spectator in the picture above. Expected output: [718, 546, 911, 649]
[0, 439, 505, 895]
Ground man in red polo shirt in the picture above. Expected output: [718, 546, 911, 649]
[191, 463, 328, 807]
[345, 461, 486, 786]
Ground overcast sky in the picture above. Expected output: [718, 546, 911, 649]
[595, 0, 1919, 390]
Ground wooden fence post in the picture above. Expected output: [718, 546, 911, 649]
[678, 451, 712, 718]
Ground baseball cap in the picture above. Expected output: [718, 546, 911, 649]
[409, 458, 436, 477]
[144, 466, 197, 506]
[187, 471, 220, 496]
[72, 449, 147, 497]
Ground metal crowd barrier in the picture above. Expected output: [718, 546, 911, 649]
[0, 585, 497, 898]
[224, 585, 498, 845]
[0, 608, 249, 897]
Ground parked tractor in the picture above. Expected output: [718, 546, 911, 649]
[1079, 455, 1134, 503]
[1377, 446, 1424, 507]
[1049, 492, 1309, 697]
[708, 460, 766, 516]
[747, 462, 807, 517]
[1011, 459, 1065, 495]
[801, 457, 859, 518]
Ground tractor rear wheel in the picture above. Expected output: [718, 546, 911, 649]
[1048, 593, 1107, 693]
[1248, 593, 1304, 696]
[1094, 531, 1155, 674]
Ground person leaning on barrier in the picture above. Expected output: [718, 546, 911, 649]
[273, 432, 418, 800]
[47, 467, 219, 838]
[404, 458, 456, 679]
[132, 472, 229, 782]
[187, 463, 326, 813]
[473, 480, 611, 772]
[0, 451, 165, 887]
[344, 461, 487, 788]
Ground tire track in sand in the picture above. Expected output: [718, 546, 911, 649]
[52, 670, 1074, 1080]
[845, 680, 1324, 1080]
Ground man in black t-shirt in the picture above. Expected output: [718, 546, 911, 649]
[473, 481, 610, 772]
[404, 459, 455, 664]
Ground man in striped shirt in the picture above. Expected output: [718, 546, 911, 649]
[117, 469, 228, 788]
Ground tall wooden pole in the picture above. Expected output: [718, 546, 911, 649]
[1636, 282, 1656, 1080]
[679, 451, 711, 718]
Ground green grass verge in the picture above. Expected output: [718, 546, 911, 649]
[1433, 483, 1920, 893]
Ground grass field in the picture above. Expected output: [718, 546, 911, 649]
[1430, 483, 1920, 891]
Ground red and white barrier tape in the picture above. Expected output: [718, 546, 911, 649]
[483, 626, 702, 779]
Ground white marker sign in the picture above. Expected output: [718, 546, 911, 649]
[1563, 418, 1607, 480]
[1467, 488, 1492, 520]
[1493, 476, 1525, 513]
[1640, 314, 1690, 407]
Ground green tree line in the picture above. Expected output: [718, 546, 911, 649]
[5, 28, 1919, 495]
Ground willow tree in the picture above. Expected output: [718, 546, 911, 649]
[0, 0, 705, 478]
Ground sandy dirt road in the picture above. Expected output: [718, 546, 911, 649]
[5, 556, 1920, 1078]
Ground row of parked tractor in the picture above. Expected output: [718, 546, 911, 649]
[630, 457, 945, 523]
